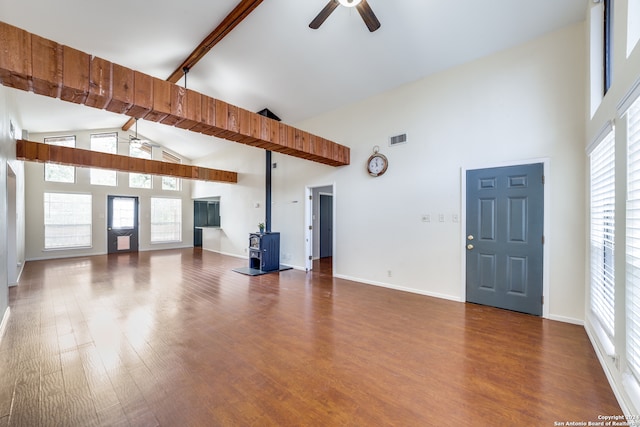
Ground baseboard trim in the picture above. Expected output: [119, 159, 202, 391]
[202, 248, 247, 260]
[202, 249, 306, 271]
[333, 274, 463, 303]
[547, 314, 584, 325]
[585, 322, 633, 416]
[0, 308, 10, 346]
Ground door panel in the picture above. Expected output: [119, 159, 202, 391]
[107, 196, 139, 254]
[478, 254, 497, 290]
[466, 163, 543, 316]
[479, 199, 496, 240]
[320, 194, 333, 258]
[508, 197, 527, 242]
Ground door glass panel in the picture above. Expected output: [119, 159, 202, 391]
[112, 198, 135, 229]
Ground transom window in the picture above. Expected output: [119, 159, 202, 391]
[129, 144, 152, 189]
[44, 136, 75, 183]
[603, 0, 612, 94]
[90, 132, 117, 186]
[162, 151, 181, 191]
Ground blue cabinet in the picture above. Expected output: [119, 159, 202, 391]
[249, 232, 280, 272]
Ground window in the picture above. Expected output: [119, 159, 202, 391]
[44, 192, 92, 249]
[44, 136, 75, 183]
[112, 197, 136, 229]
[604, 0, 613, 94]
[627, 97, 640, 380]
[161, 151, 181, 191]
[150, 198, 182, 243]
[129, 144, 152, 189]
[590, 128, 616, 339]
[90, 133, 117, 186]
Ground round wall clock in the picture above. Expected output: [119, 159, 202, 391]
[366, 146, 388, 177]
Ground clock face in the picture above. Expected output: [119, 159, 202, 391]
[367, 153, 388, 177]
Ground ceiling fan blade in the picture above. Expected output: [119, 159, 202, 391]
[356, 0, 381, 32]
[309, 0, 339, 29]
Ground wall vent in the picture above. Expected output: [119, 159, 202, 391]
[389, 133, 407, 146]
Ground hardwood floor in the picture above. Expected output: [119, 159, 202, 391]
[0, 249, 621, 426]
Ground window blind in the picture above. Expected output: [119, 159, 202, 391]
[627, 97, 640, 379]
[44, 192, 92, 249]
[590, 128, 616, 339]
[162, 150, 180, 163]
[150, 198, 182, 243]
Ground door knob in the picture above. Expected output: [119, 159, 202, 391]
[467, 244, 474, 250]
[467, 235, 474, 240]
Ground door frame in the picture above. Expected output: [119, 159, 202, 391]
[7, 165, 17, 287]
[461, 158, 550, 319]
[305, 183, 336, 272]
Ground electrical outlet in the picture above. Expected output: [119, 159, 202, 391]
[387, 270, 392, 277]
[452, 214, 459, 223]
[421, 214, 430, 222]
[439, 214, 445, 222]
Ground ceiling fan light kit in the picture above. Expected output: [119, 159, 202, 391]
[338, 0, 362, 7]
[309, 0, 381, 32]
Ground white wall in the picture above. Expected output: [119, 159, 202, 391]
[25, 129, 193, 260]
[0, 86, 26, 331]
[192, 138, 266, 259]
[195, 23, 587, 322]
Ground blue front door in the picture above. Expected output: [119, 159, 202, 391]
[466, 163, 544, 316]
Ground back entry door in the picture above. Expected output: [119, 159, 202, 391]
[107, 195, 139, 254]
[466, 163, 544, 315]
[320, 194, 333, 258]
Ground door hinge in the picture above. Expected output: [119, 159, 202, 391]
[309, 195, 312, 200]
[309, 225, 312, 230]
[542, 175, 545, 184]
[309, 255, 312, 260]
[542, 295, 544, 305]
[542, 235, 545, 245]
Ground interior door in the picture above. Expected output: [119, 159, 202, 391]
[107, 196, 139, 254]
[320, 194, 333, 258]
[466, 163, 544, 315]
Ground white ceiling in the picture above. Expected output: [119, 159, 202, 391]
[0, 0, 587, 160]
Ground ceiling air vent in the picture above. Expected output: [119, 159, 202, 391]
[389, 133, 407, 147]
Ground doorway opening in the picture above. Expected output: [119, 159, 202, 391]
[7, 165, 17, 287]
[305, 184, 335, 276]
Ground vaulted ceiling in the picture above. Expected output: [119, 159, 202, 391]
[0, 0, 587, 161]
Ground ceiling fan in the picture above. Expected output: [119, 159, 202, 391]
[309, 0, 381, 32]
[119, 119, 160, 148]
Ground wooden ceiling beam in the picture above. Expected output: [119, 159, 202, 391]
[167, 0, 264, 84]
[16, 139, 238, 183]
[0, 21, 350, 167]
[122, 0, 264, 131]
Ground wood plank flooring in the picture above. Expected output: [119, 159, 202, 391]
[0, 249, 621, 426]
